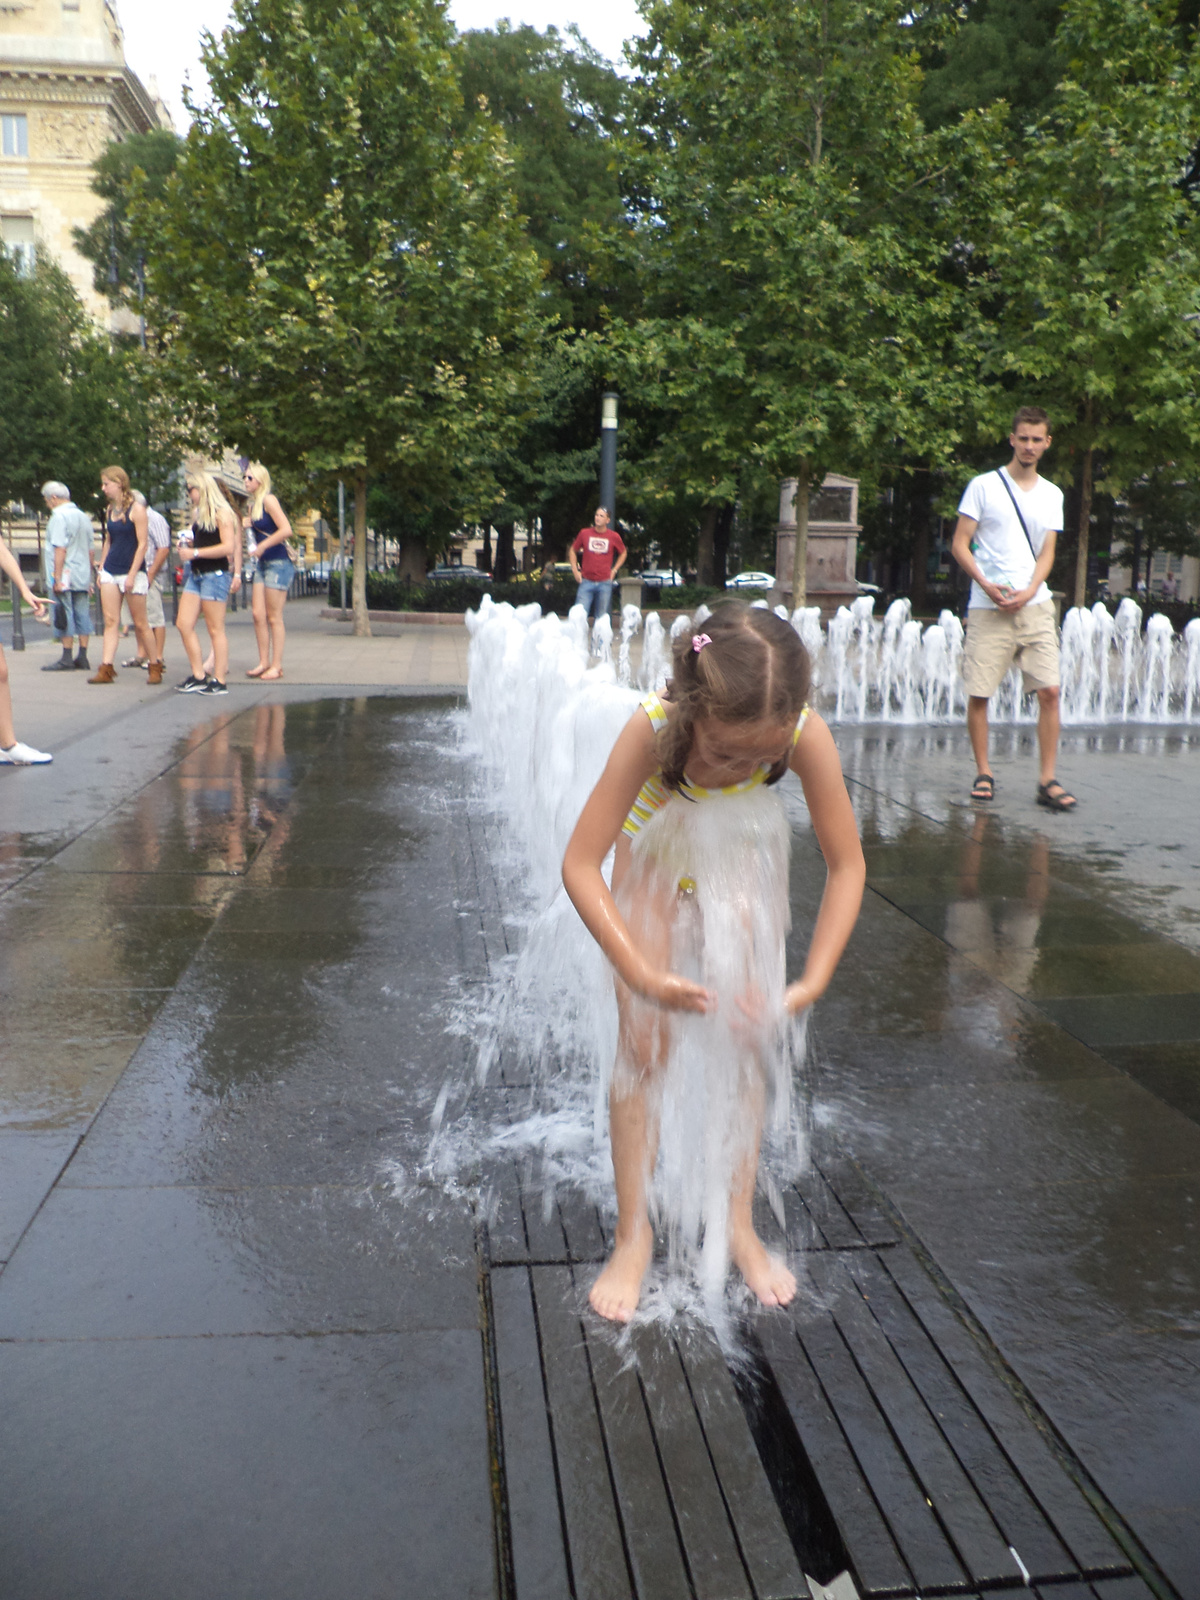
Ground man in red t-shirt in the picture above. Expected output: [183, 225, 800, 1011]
[569, 507, 627, 621]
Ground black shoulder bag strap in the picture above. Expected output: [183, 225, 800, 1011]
[994, 468, 1039, 559]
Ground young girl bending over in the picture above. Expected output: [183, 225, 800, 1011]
[562, 604, 865, 1323]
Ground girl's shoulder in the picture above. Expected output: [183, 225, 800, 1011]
[637, 691, 671, 733]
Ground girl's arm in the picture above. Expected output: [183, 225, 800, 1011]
[0, 536, 47, 620]
[563, 711, 712, 1013]
[259, 494, 294, 552]
[785, 714, 866, 1014]
[226, 511, 243, 590]
[128, 503, 149, 578]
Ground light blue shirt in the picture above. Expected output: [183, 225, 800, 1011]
[46, 502, 96, 591]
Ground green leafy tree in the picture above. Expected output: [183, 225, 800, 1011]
[975, 0, 1200, 605]
[73, 129, 182, 309]
[919, 0, 1065, 129]
[609, 0, 986, 601]
[140, 0, 547, 632]
[454, 24, 632, 558]
[0, 253, 178, 518]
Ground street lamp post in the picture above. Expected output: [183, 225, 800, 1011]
[338, 480, 347, 617]
[599, 391, 618, 519]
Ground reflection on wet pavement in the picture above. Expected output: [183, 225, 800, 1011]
[805, 726, 1200, 1597]
[1, 703, 1198, 1596]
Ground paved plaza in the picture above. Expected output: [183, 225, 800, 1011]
[0, 606, 1197, 1598]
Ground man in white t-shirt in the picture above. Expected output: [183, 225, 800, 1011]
[951, 406, 1077, 812]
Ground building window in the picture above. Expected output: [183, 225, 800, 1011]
[1, 215, 35, 276]
[2, 115, 28, 158]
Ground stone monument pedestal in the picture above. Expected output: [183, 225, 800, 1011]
[773, 473, 861, 620]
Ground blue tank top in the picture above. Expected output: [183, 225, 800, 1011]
[104, 508, 139, 576]
[251, 507, 287, 564]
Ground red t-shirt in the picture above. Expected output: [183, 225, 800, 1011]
[571, 527, 626, 582]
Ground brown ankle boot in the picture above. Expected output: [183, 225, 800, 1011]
[88, 663, 117, 684]
[147, 660, 164, 685]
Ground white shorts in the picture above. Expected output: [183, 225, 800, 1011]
[99, 569, 149, 597]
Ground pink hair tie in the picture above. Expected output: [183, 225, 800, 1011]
[692, 634, 712, 653]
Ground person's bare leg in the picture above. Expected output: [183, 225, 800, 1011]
[261, 586, 287, 677]
[247, 583, 269, 674]
[590, 1081, 656, 1323]
[126, 593, 154, 667]
[1036, 686, 1061, 787]
[202, 599, 229, 682]
[0, 646, 16, 747]
[967, 695, 992, 778]
[99, 584, 122, 666]
[727, 1072, 797, 1306]
[152, 625, 165, 664]
[176, 592, 205, 678]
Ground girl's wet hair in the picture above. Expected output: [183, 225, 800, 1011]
[659, 602, 811, 792]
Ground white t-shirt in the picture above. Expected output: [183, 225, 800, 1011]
[958, 468, 1063, 611]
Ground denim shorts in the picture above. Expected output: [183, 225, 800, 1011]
[99, 568, 148, 596]
[54, 590, 93, 638]
[253, 557, 295, 593]
[181, 568, 232, 604]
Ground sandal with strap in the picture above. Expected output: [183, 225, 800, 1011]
[970, 773, 995, 802]
[1037, 779, 1077, 812]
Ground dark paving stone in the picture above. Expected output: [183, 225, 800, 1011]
[1040, 992, 1200, 1048]
[0, 1183, 479, 1338]
[0, 1330, 493, 1600]
[831, 1076, 1200, 1197]
[812, 1010, 1120, 1092]
[0, 1036, 143, 1132]
[964, 939, 1200, 999]
[1098, 1042, 1200, 1126]
[0, 1131, 78, 1260]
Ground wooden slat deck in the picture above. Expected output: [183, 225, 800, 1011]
[462, 807, 1157, 1600]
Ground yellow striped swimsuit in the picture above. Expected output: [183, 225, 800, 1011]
[621, 693, 810, 840]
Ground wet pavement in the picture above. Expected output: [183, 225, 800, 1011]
[0, 695, 1197, 1597]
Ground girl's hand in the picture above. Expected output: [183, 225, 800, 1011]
[230, 574, 242, 594]
[642, 969, 713, 1013]
[784, 979, 817, 1015]
[25, 593, 47, 622]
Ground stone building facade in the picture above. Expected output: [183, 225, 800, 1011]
[0, 0, 166, 324]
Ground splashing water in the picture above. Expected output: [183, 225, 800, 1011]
[458, 596, 813, 1323]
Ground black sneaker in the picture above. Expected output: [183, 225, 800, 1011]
[201, 679, 229, 695]
[42, 656, 74, 672]
[176, 675, 208, 693]
[73, 653, 90, 670]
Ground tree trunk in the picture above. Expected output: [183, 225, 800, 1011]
[396, 537, 427, 583]
[714, 502, 733, 589]
[790, 461, 811, 607]
[480, 520, 493, 572]
[696, 504, 719, 587]
[352, 468, 371, 638]
[495, 521, 515, 582]
[1073, 447, 1093, 610]
[909, 518, 929, 614]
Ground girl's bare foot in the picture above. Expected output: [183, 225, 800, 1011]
[261, 667, 283, 680]
[589, 1226, 653, 1323]
[246, 664, 268, 678]
[731, 1224, 797, 1308]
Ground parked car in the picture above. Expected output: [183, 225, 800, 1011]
[425, 566, 491, 585]
[725, 570, 774, 590]
[638, 568, 685, 587]
[856, 580, 883, 595]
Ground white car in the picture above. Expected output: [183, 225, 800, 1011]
[725, 570, 774, 589]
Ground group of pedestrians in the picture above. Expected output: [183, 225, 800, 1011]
[0, 459, 297, 767]
[40, 461, 296, 698]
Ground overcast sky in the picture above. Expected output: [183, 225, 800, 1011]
[117, 0, 646, 131]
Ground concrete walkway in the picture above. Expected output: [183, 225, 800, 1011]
[0, 631, 1197, 1598]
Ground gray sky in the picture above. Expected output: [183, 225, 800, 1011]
[117, 0, 645, 131]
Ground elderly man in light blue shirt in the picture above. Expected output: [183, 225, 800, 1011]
[41, 480, 96, 673]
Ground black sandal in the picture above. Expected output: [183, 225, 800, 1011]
[970, 774, 995, 802]
[1037, 779, 1077, 812]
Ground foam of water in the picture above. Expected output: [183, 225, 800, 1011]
[456, 596, 814, 1326]
[811, 593, 1196, 724]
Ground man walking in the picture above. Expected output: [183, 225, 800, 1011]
[40, 481, 95, 673]
[951, 406, 1077, 812]
[569, 506, 626, 624]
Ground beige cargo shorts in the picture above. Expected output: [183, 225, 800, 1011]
[963, 600, 1060, 698]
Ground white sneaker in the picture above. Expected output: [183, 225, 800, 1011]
[0, 741, 52, 765]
